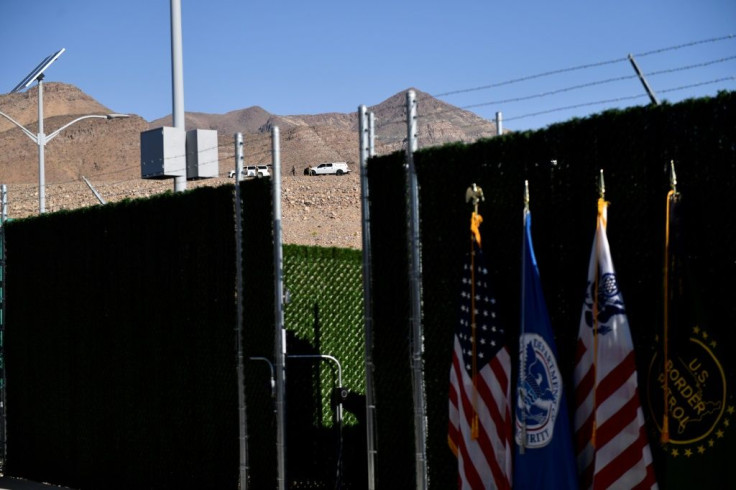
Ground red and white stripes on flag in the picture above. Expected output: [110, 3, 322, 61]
[449, 241, 512, 490]
[573, 198, 658, 489]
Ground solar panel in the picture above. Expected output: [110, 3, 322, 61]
[10, 48, 65, 93]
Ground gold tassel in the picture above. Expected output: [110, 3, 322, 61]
[661, 189, 676, 444]
[470, 211, 483, 440]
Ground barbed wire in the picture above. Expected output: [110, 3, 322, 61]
[361, 34, 736, 123]
[504, 76, 734, 122]
[433, 34, 734, 98]
[634, 34, 734, 58]
[369, 55, 736, 128]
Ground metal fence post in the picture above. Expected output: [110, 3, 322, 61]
[359, 105, 377, 490]
[0, 184, 7, 470]
[272, 126, 287, 490]
[406, 90, 428, 490]
[233, 133, 249, 488]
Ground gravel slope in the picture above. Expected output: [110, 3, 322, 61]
[3, 172, 363, 250]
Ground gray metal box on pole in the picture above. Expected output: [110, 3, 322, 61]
[140, 127, 187, 179]
[186, 129, 219, 179]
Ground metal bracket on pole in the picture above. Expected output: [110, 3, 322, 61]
[628, 53, 660, 106]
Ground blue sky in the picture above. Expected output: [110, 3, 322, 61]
[1, 0, 733, 131]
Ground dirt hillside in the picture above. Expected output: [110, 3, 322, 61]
[1, 83, 501, 249]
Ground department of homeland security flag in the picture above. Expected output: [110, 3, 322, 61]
[573, 198, 658, 489]
[514, 207, 578, 489]
[448, 216, 512, 489]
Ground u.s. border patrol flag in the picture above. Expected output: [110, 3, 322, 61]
[514, 208, 579, 490]
[645, 187, 734, 489]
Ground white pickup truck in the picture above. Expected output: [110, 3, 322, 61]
[229, 165, 271, 178]
[305, 162, 350, 176]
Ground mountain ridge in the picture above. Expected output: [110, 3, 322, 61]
[0, 83, 500, 248]
[1, 83, 499, 185]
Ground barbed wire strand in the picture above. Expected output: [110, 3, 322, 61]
[433, 34, 735, 98]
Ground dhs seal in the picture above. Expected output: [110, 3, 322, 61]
[515, 333, 562, 448]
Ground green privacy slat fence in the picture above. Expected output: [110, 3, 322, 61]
[3, 177, 368, 490]
[365, 150, 416, 490]
[366, 91, 736, 488]
[4, 186, 239, 489]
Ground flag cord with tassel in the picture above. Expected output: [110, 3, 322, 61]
[468, 184, 484, 440]
[592, 170, 608, 449]
[662, 161, 678, 444]
[662, 187, 676, 444]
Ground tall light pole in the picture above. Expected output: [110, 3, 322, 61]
[5, 48, 129, 213]
[170, 0, 186, 192]
[0, 110, 129, 214]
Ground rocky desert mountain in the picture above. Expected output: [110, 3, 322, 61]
[0, 83, 500, 248]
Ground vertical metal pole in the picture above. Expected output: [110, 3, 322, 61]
[37, 77, 46, 214]
[359, 105, 377, 490]
[272, 126, 287, 490]
[233, 132, 249, 489]
[170, 0, 187, 192]
[406, 90, 427, 490]
[496, 111, 503, 136]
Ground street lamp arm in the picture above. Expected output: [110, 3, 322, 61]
[0, 110, 39, 143]
[45, 113, 129, 143]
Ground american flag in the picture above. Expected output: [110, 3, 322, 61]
[573, 198, 658, 489]
[448, 240, 512, 490]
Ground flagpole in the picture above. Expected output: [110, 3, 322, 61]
[518, 180, 530, 453]
[466, 184, 485, 440]
[662, 160, 678, 444]
[470, 219, 479, 439]
[591, 169, 607, 449]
